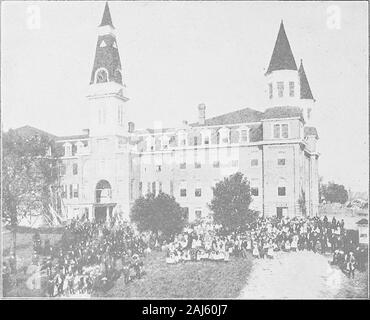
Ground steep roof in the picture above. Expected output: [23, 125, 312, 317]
[304, 126, 319, 139]
[266, 21, 297, 74]
[99, 2, 114, 28]
[90, 2, 122, 85]
[191, 108, 264, 127]
[262, 106, 303, 120]
[299, 60, 314, 100]
[12, 125, 56, 139]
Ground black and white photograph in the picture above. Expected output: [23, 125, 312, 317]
[1, 1, 368, 301]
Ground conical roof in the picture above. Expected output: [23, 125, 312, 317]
[99, 2, 114, 28]
[266, 21, 297, 74]
[299, 60, 314, 100]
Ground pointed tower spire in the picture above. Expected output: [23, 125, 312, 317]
[99, 2, 114, 28]
[299, 59, 314, 100]
[90, 2, 122, 85]
[266, 21, 297, 74]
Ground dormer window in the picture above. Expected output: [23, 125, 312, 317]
[95, 68, 108, 83]
[273, 123, 289, 139]
[146, 136, 155, 151]
[64, 143, 72, 157]
[99, 40, 107, 48]
[219, 127, 230, 144]
[240, 129, 249, 143]
[277, 81, 284, 97]
[178, 130, 187, 147]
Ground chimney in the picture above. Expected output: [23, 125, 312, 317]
[198, 103, 206, 125]
[82, 129, 90, 136]
[128, 121, 135, 133]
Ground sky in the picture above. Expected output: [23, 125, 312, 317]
[1, 1, 368, 193]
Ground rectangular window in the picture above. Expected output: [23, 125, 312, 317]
[195, 188, 202, 197]
[180, 181, 187, 197]
[73, 184, 79, 198]
[194, 136, 199, 146]
[251, 187, 259, 196]
[195, 209, 202, 220]
[69, 184, 73, 198]
[268, 83, 273, 99]
[180, 162, 186, 169]
[152, 182, 156, 195]
[194, 162, 201, 169]
[277, 81, 284, 97]
[241, 130, 249, 142]
[156, 165, 162, 172]
[60, 164, 66, 176]
[273, 124, 280, 139]
[278, 158, 286, 166]
[231, 160, 239, 167]
[251, 159, 258, 167]
[61, 185, 66, 198]
[73, 163, 78, 175]
[147, 182, 151, 194]
[278, 187, 286, 196]
[289, 82, 295, 97]
[213, 160, 220, 168]
[204, 136, 210, 145]
[282, 124, 289, 138]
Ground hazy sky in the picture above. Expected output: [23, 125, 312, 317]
[1, 1, 368, 193]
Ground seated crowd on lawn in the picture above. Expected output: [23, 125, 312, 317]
[36, 219, 150, 297]
[164, 215, 362, 278]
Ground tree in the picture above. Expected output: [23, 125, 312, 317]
[209, 172, 258, 232]
[130, 192, 185, 241]
[321, 181, 349, 204]
[2, 129, 60, 270]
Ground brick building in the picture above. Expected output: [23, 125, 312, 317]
[27, 3, 320, 222]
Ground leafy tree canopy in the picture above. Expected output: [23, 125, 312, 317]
[2, 129, 61, 227]
[209, 172, 258, 231]
[320, 181, 349, 204]
[130, 192, 185, 240]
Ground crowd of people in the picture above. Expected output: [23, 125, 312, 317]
[34, 220, 151, 297]
[164, 215, 363, 278]
[3, 213, 366, 296]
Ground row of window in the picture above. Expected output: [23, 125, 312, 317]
[145, 128, 251, 151]
[153, 158, 286, 172]
[60, 163, 78, 176]
[138, 181, 288, 199]
[268, 81, 295, 99]
[61, 184, 79, 199]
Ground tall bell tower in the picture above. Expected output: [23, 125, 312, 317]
[265, 21, 315, 124]
[87, 2, 129, 137]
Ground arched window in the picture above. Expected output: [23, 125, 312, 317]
[95, 68, 108, 83]
[96, 180, 112, 203]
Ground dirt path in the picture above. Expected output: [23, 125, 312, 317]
[239, 251, 367, 299]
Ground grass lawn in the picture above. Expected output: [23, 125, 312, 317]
[98, 251, 253, 299]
